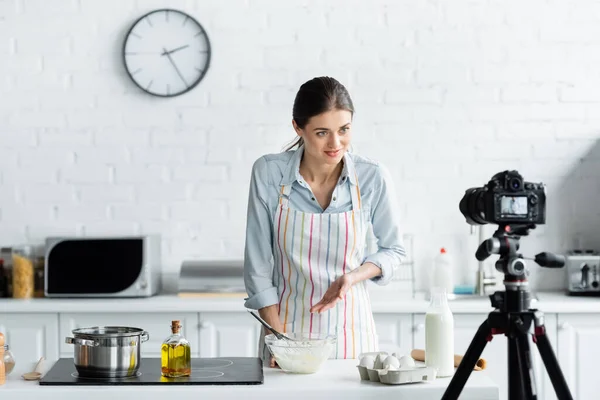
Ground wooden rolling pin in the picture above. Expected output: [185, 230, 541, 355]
[0, 332, 5, 385]
[411, 349, 487, 371]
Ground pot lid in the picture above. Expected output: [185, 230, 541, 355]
[72, 326, 145, 337]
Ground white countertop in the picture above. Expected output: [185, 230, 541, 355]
[0, 290, 599, 314]
[0, 359, 499, 400]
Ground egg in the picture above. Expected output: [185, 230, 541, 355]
[382, 355, 400, 369]
[399, 355, 416, 369]
[359, 355, 375, 369]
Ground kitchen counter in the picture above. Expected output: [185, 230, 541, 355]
[0, 290, 598, 314]
[0, 359, 499, 400]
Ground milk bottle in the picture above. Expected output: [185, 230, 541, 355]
[425, 287, 454, 377]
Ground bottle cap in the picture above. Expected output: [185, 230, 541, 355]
[440, 247, 446, 254]
[170, 320, 182, 332]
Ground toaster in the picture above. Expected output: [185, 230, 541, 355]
[566, 250, 600, 296]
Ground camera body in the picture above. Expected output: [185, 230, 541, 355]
[459, 170, 546, 225]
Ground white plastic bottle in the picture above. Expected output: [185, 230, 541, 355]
[425, 287, 455, 377]
[431, 247, 455, 298]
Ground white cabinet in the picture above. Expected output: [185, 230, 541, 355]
[198, 312, 261, 357]
[372, 313, 413, 354]
[0, 313, 59, 364]
[59, 313, 199, 358]
[0, 302, 591, 400]
[557, 314, 600, 400]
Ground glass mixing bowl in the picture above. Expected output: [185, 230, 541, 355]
[264, 332, 336, 374]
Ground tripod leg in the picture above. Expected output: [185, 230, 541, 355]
[532, 323, 574, 400]
[516, 332, 537, 400]
[508, 336, 527, 400]
[441, 318, 492, 400]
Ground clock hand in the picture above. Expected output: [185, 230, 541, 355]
[161, 44, 189, 56]
[126, 51, 165, 55]
[162, 47, 189, 88]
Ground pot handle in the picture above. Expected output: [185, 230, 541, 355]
[65, 337, 99, 347]
[140, 331, 150, 342]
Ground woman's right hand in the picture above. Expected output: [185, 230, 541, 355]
[268, 356, 278, 368]
[258, 305, 283, 368]
[264, 325, 281, 368]
[264, 321, 284, 369]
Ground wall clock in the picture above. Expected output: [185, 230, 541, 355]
[122, 9, 211, 97]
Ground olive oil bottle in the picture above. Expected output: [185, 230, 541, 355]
[161, 320, 191, 377]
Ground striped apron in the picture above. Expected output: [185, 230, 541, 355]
[259, 175, 379, 361]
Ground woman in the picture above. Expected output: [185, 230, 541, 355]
[243, 76, 406, 366]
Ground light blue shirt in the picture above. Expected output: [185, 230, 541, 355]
[243, 145, 406, 310]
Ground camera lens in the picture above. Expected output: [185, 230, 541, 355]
[459, 188, 487, 225]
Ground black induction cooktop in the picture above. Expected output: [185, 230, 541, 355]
[39, 357, 264, 386]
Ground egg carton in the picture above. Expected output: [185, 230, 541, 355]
[356, 352, 437, 385]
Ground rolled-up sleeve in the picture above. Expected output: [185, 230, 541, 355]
[363, 164, 406, 286]
[243, 157, 279, 310]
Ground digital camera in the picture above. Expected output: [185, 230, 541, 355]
[459, 170, 546, 225]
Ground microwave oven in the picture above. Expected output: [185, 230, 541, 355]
[44, 235, 161, 298]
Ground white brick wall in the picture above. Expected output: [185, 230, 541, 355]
[1, 0, 599, 291]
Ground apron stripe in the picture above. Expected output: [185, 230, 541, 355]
[334, 213, 341, 358]
[279, 185, 284, 205]
[292, 210, 300, 332]
[316, 214, 323, 335]
[350, 286, 355, 359]
[354, 172, 362, 209]
[356, 217, 369, 352]
[308, 214, 316, 335]
[283, 207, 293, 331]
[299, 213, 309, 333]
[342, 212, 349, 359]
[356, 227, 369, 353]
[326, 213, 332, 337]
[276, 203, 286, 313]
[350, 210, 358, 359]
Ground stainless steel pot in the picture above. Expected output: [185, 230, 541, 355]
[65, 326, 149, 378]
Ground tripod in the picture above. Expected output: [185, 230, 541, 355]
[441, 224, 574, 400]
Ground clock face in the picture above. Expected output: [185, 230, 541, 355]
[123, 9, 211, 97]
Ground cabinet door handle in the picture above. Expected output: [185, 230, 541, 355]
[199, 321, 213, 329]
[559, 322, 571, 331]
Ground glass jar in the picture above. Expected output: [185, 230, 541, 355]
[12, 245, 34, 299]
[34, 255, 45, 298]
[3, 344, 15, 375]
